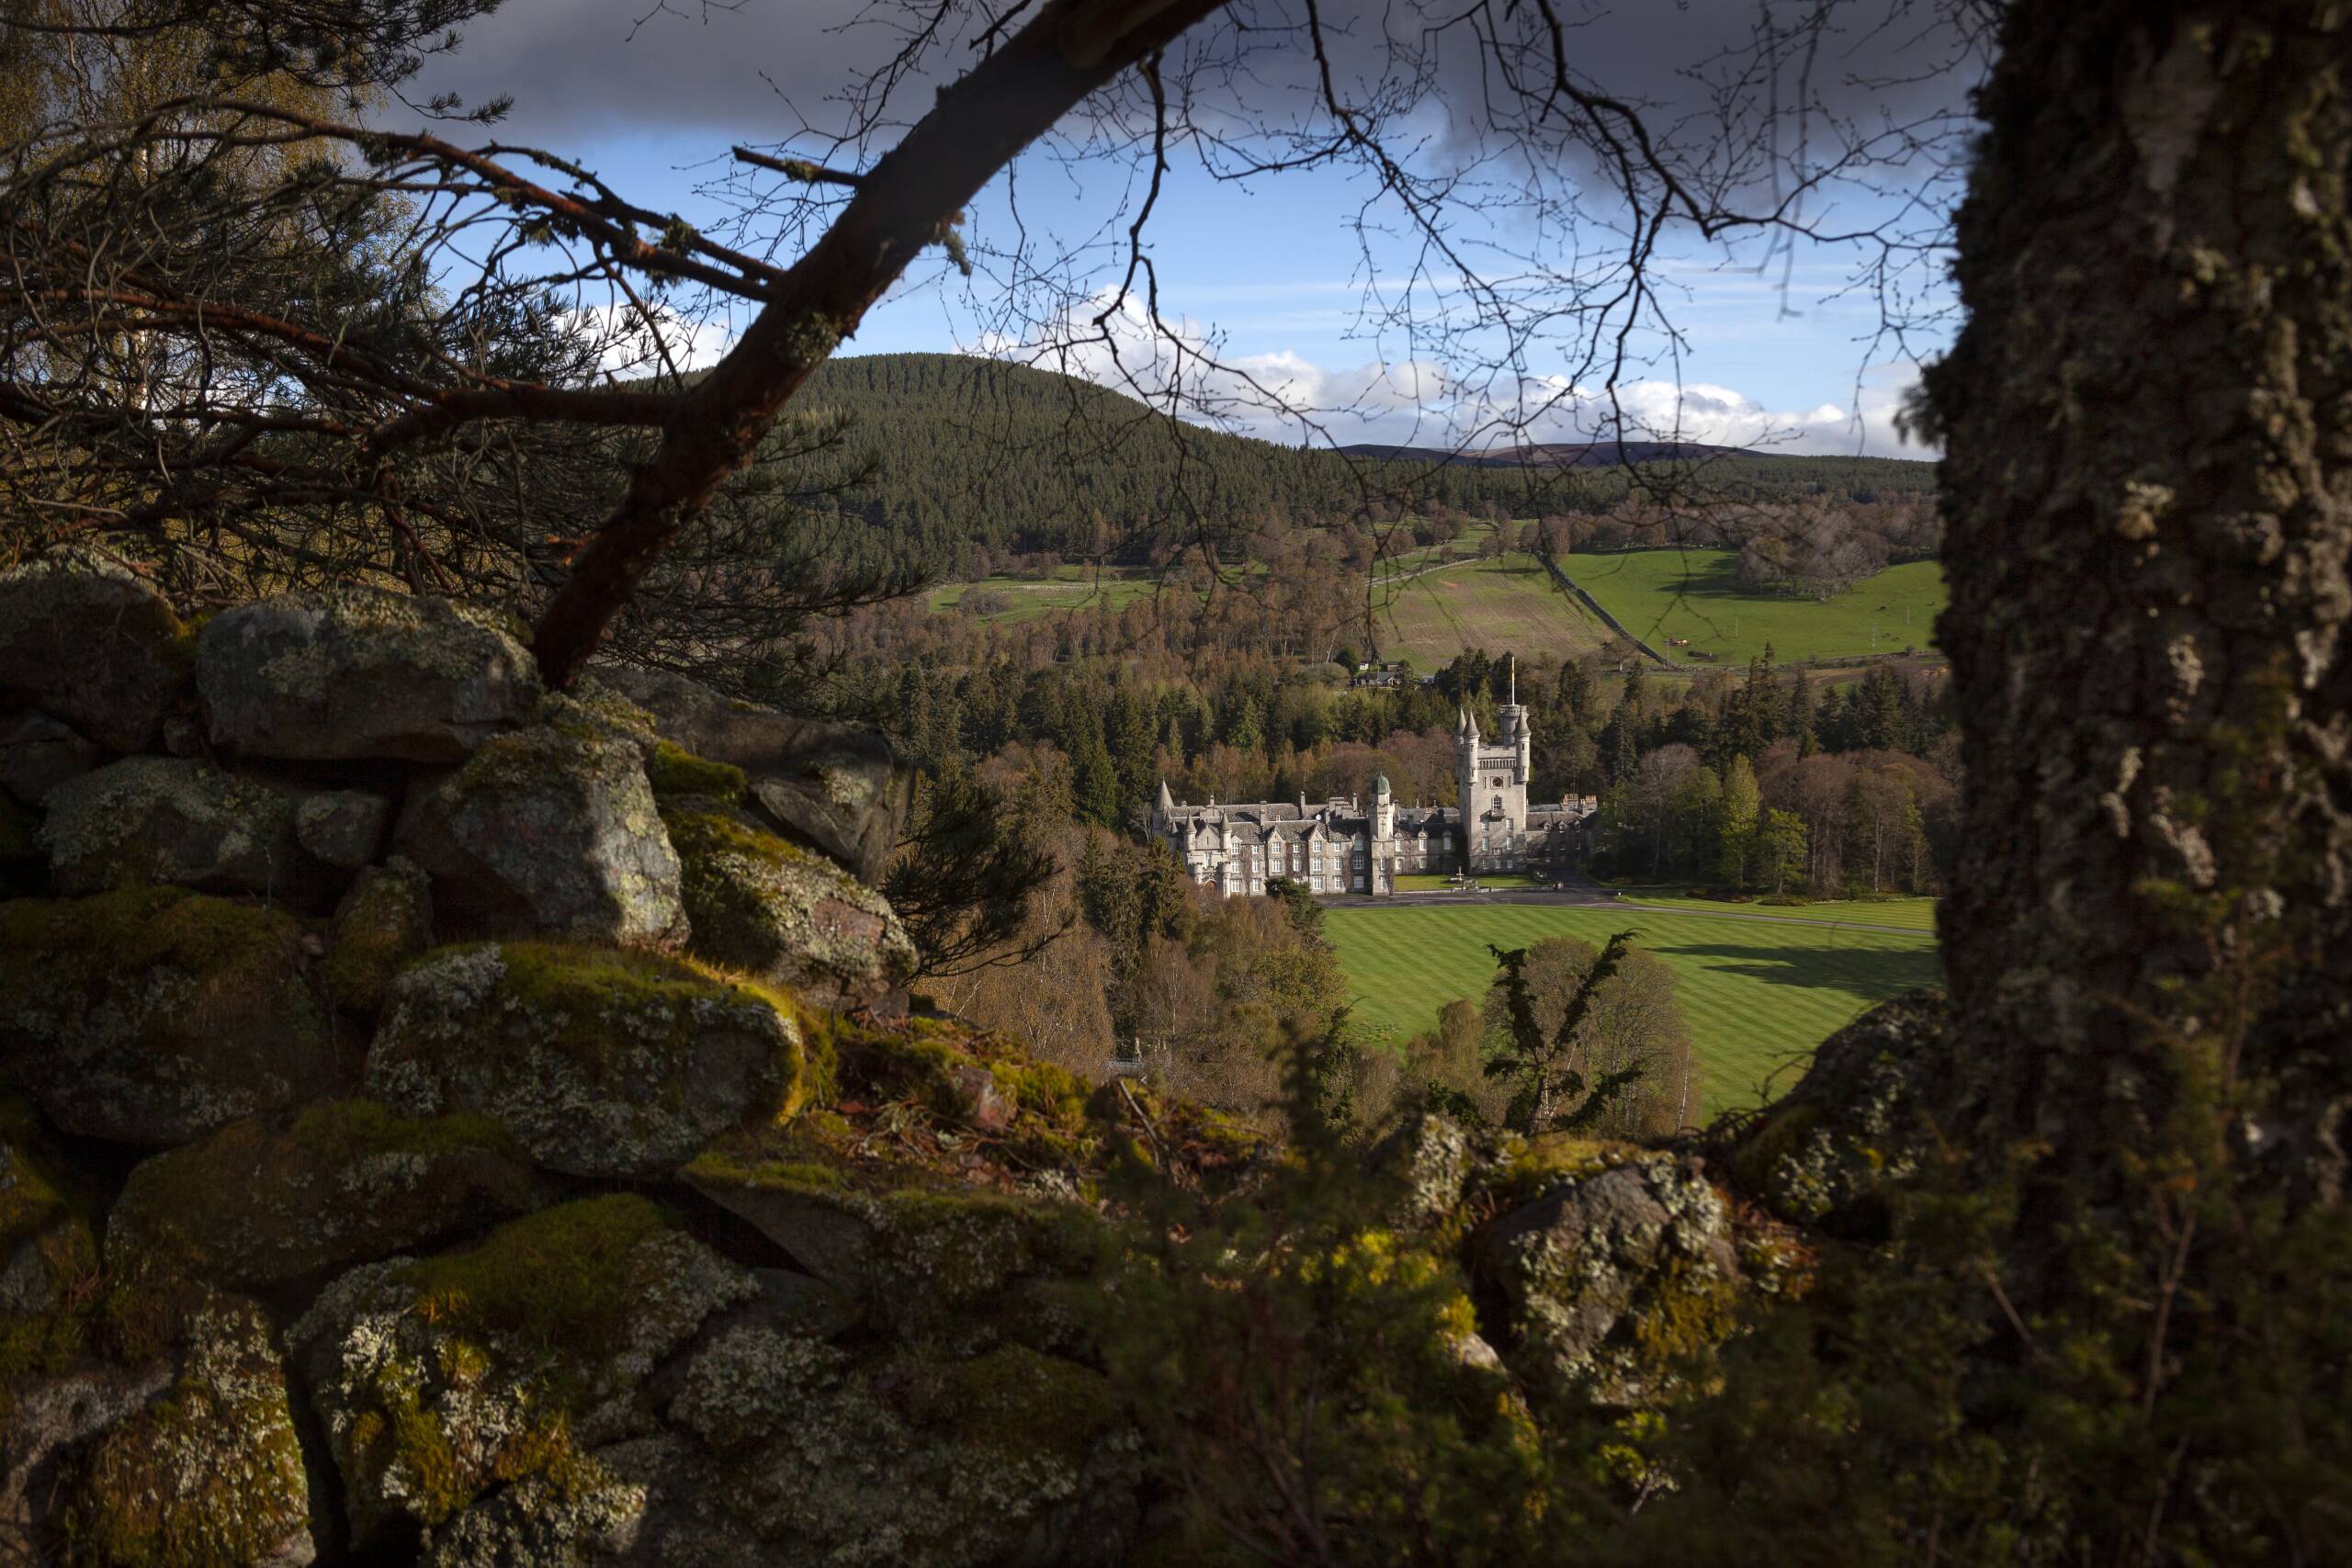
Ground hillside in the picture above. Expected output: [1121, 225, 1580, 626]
[777, 354, 1937, 584]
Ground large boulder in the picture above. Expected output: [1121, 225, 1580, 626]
[106, 1100, 540, 1292]
[0, 549, 188, 753]
[198, 588, 540, 761]
[650, 1325, 1139, 1568]
[686, 1144, 1100, 1350]
[662, 796, 918, 1008]
[1727, 988, 1953, 1233]
[39, 755, 380, 907]
[366, 943, 810, 1179]
[593, 665, 911, 883]
[0, 710, 101, 807]
[0, 887, 337, 1145]
[12, 1292, 316, 1567]
[1475, 1145, 1746, 1409]
[289, 1196, 753, 1554]
[394, 724, 688, 948]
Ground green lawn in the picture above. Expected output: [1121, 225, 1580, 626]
[1611, 893, 1939, 933]
[1323, 902, 1942, 1116]
[1566, 547, 1946, 665]
[1369, 551, 1602, 668]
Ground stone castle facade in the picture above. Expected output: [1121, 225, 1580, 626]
[1152, 665, 1598, 897]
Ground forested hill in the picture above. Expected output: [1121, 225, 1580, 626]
[781, 353, 1936, 581]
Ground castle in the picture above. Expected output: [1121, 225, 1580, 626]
[1151, 664, 1599, 897]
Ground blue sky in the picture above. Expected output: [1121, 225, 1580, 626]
[411, 1, 1970, 457]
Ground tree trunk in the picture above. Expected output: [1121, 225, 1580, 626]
[1928, 0, 2348, 1310]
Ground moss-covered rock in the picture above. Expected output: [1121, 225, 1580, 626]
[318, 859, 434, 1017]
[40, 757, 359, 908]
[685, 1144, 1101, 1350]
[662, 798, 917, 1009]
[55, 1292, 314, 1567]
[0, 549, 188, 754]
[1475, 1151, 1747, 1410]
[0, 889, 336, 1145]
[394, 725, 687, 949]
[106, 1101, 539, 1292]
[1725, 988, 1952, 1232]
[289, 1196, 752, 1553]
[197, 588, 539, 762]
[367, 943, 807, 1179]
[660, 1324, 1139, 1568]
[589, 664, 911, 884]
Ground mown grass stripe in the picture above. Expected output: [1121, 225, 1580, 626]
[1323, 903, 1942, 1116]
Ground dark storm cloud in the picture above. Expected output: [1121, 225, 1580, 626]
[406, 0, 1978, 165]
[405, 0, 872, 142]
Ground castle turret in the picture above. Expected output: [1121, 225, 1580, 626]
[1156, 778, 1175, 824]
[1373, 771, 1395, 841]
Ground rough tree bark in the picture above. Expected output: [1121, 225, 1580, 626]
[1928, 0, 2347, 1280]
[528, 0, 1233, 688]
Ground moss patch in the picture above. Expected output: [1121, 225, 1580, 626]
[645, 740, 745, 803]
[62, 1295, 311, 1568]
[0, 887, 331, 1143]
[107, 1100, 537, 1290]
[318, 859, 433, 1016]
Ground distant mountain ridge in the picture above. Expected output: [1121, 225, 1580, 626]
[1339, 438, 1762, 468]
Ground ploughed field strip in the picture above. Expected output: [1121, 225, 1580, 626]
[1323, 902, 1943, 1117]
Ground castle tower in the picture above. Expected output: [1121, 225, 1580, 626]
[1456, 660, 1532, 873]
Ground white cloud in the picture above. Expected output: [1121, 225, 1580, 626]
[567, 300, 741, 379]
[973, 287, 1930, 457]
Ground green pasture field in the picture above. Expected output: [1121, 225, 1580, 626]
[927, 570, 1160, 622]
[1566, 548, 1946, 666]
[1322, 901, 1942, 1116]
[1367, 552, 1602, 669]
[1611, 892, 1939, 933]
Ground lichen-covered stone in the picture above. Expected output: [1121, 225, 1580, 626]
[198, 588, 539, 762]
[685, 1150, 1099, 1348]
[56, 1292, 315, 1566]
[0, 888, 335, 1145]
[431, 1431, 771, 1567]
[292, 789, 391, 870]
[0, 710, 100, 807]
[0, 549, 188, 753]
[591, 665, 910, 884]
[106, 1101, 539, 1291]
[1476, 1149, 1745, 1409]
[289, 1196, 752, 1552]
[318, 859, 434, 1016]
[1727, 988, 1952, 1231]
[662, 1325, 1139, 1568]
[394, 726, 687, 948]
[662, 798, 917, 1009]
[367, 943, 807, 1179]
[40, 756, 351, 907]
